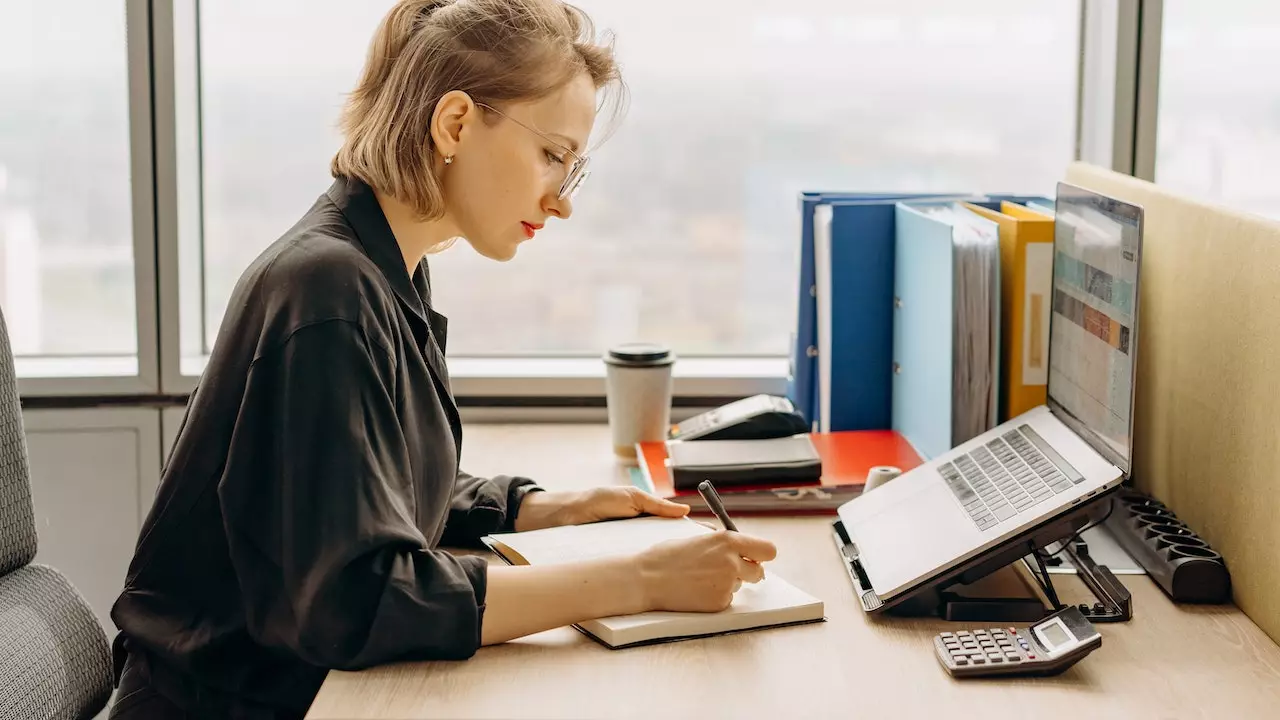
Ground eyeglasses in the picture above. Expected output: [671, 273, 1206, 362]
[475, 102, 590, 200]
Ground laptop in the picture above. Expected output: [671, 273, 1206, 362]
[836, 182, 1144, 609]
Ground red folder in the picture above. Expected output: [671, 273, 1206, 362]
[633, 431, 923, 515]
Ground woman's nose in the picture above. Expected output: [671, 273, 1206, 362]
[543, 191, 572, 220]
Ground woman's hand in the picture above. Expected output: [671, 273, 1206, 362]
[480, 529, 777, 645]
[514, 486, 689, 532]
[482, 491, 778, 645]
[634, 531, 778, 612]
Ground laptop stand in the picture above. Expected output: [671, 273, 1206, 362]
[832, 489, 1133, 624]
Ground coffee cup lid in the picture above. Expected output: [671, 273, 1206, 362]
[604, 342, 674, 366]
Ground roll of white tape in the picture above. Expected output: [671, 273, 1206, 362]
[863, 465, 903, 493]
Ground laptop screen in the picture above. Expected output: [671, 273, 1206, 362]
[1046, 182, 1143, 475]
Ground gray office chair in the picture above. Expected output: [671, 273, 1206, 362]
[0, 305, 112, 719]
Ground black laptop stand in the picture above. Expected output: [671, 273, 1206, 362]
[832, 489, 1132, 624]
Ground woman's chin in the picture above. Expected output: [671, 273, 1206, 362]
[465, 236, 520, 262]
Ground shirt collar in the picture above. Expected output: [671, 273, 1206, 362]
[325, 175, 431, 329]
[323, 175, 460, 447]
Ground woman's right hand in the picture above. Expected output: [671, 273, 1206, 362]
[633, 531, 778, 613]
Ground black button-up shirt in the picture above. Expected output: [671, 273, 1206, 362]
[110, 176, 540, 717]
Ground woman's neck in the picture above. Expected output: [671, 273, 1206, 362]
[374, 190, 457, 275]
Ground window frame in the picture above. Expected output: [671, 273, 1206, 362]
[14, 0, 161, 399]
[1076, 0, 1164, 179]
[21, 0, 1166, 413]
[1132, 0, 1164, 181]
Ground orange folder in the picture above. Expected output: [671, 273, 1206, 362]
[964, 201, 1055, 421]
[633, 431, 924, 514]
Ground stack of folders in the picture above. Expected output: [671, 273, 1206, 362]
[633, 430, 924, 513]
[788, 191, 1056, 461]
[965, 202, 1056, 421]
[800, 193, 974, 435]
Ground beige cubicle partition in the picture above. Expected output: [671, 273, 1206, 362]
[1064, 162, 1280, 643]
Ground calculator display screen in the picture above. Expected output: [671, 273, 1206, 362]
[1040, 622, 1072, 649]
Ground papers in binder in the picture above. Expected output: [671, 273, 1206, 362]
[891, 202, 1000, 460]
[964, 202, 1056, 421]
[814, 204, 834, 431]
[925, 204, 1001, 446]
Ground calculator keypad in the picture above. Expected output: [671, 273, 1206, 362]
[937, 627, 1031, 670]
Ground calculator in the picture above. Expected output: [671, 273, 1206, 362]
[933, 606, 1102, 678]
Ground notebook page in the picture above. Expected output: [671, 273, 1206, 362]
[587, 572, 821, 634]
[491, 516, 712, 566]
[485, 516, 825, 646]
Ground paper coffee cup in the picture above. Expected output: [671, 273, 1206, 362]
[863, 466, 902, 493]
[603, 342, 675, 462]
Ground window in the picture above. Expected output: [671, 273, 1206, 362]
[1155, 2, 1280, 220]
[186, 0, 1080, 366]
[0, 2, 137, 363]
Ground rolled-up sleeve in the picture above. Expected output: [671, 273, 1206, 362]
[216, 318, 486, 670]
[442, 470, 542, 546]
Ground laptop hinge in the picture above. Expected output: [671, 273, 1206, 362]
[831, 520, 883, 612]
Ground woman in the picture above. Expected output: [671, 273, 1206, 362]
[107, 1, 776, 717]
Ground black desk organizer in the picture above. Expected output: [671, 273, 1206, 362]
[1100, 488, 1232, 604]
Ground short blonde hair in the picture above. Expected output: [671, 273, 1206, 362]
[331, 0, 624, 220]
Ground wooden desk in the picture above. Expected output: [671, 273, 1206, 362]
[308, 424, 1280, 719]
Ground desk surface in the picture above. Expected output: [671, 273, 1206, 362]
[307, 424, 1280, 719]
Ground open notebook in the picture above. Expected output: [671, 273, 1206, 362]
[481, 516, 825, 649]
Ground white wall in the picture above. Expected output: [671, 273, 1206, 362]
[23, 408, 163, 633]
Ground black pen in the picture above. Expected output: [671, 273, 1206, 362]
[697, 480, 738, 532]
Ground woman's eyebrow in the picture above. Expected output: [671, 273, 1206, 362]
[548, 133, 581, 154]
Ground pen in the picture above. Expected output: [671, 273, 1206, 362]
[697, 480, 738, 532]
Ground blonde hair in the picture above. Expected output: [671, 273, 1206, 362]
[331, 0, 625, 221]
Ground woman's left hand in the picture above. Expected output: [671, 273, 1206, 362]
[514, 486, 689, 532]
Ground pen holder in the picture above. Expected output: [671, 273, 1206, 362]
[1101, 488, 1232, 604]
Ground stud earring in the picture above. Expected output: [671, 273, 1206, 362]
[444, 155, 454, 165]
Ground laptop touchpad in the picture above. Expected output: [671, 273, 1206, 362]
[855, 484, 979, 596]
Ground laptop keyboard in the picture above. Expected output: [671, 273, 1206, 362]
[940, 425, 1082, 531]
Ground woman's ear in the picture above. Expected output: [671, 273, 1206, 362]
[429, 90, 476, 162]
